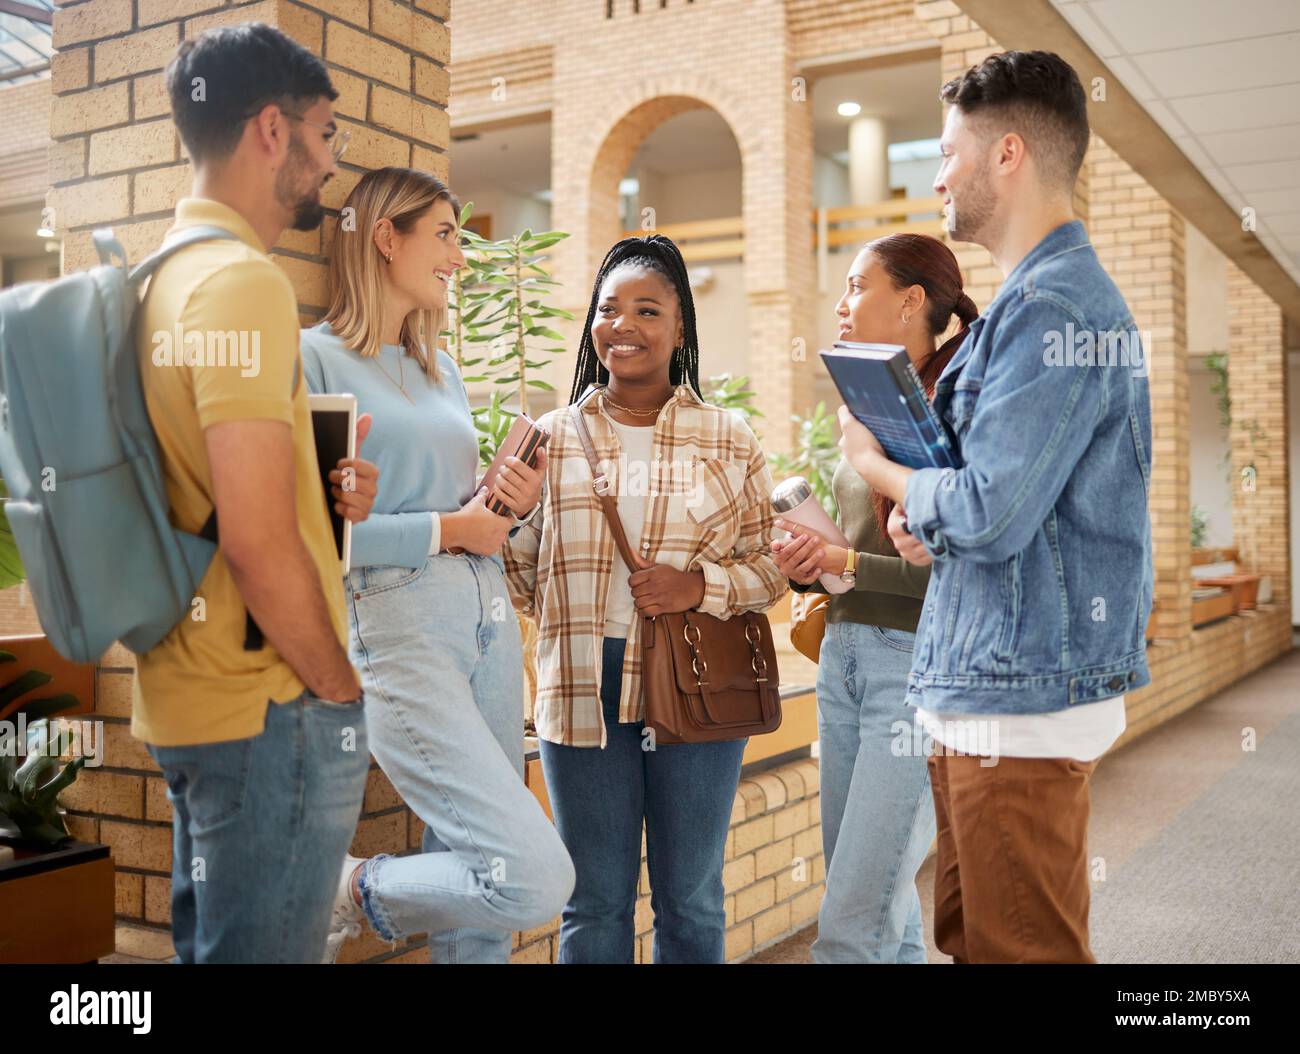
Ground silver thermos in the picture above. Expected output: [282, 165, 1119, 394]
[771, 476, 853, 594]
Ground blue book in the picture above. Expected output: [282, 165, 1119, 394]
[820, 342, 961, 470]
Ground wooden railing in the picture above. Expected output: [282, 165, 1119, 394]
[620, 194, 946, 284]
[621, 215, 745, 263]
[815, 194, 945, 290]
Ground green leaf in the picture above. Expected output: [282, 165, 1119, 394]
[525, 379, 555, 390]
[0, 478, 25, 590]
[0, 669, 52, 710]
[13, 693, 80, 725]
[526, 326, 566, 341]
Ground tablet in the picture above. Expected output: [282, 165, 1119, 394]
[308, 393, 356, 573]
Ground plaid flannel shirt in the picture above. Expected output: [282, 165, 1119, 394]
[504, 384, 788, 747]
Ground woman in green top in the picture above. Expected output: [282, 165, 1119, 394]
[772, 233, 977, 962]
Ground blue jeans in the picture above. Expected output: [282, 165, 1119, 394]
[812, 621, 935, 963]
[347, 553, 574, 963]
[148, 690, 369, 963]
[539, 636, 746, 964]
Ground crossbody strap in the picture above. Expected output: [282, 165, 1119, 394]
[567, 396, 643, 575]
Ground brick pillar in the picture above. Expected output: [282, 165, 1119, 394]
[914, 0, 1001, 313]
[740, 3, 816, 454]
[48, 0, 450, 938]
[1227, 264, 1291, 619]
[1090, 138, 1190, 639]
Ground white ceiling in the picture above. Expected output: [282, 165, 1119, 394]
[1051, 0, 1300, 285]
[451, 120, 552, 199]
[811, 60, 944, 156]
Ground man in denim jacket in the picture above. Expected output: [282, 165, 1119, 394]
[839, 51, 1153, 963]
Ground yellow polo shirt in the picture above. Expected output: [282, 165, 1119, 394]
[132, 198, 348, 746]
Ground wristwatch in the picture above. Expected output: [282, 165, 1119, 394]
[840, 547, 857, 585]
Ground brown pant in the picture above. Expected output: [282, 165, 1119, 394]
[928, 750, 1098, 963]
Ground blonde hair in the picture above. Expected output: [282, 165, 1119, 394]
[322, 166, 460, 383]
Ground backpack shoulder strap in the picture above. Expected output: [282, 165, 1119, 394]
[126, 224, 242, 286]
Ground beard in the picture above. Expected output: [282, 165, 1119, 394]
[946, 162, 997, 245]
[275, 136, 328, 231]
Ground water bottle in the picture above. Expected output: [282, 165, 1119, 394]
[771, 476, 853, 595]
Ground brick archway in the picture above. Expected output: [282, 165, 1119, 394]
[574, 76, 758, 288]
[549, 71, 815, 449]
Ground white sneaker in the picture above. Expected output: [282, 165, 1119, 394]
[321, 854, 366, 964]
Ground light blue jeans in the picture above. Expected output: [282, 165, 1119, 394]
[148, 690, 369, 963]
[345, 552, 575, 963]
[812, 620, 935, 963]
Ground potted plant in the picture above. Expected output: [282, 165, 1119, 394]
[768, 401, 842, 520]
[446, 209, 574, 773]
[1201, 353, 1267, 608]
[0, 482, 113, 963]
[0, 648, 114, 963]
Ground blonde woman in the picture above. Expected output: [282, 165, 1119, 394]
[301, 167, 574, 963]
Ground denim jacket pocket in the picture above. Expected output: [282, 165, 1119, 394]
[992, 552, 1022, 665]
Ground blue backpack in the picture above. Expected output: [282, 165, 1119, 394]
[0, 225, 250, 663]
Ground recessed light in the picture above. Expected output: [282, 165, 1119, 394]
[837, 102, 861, 118]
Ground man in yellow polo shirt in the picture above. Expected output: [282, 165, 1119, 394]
[136, 24, 378, 963]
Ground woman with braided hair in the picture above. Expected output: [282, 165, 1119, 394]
[504, 234, 788, 963]
[770, 233, 978, 962]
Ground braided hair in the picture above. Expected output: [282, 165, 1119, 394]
[567, 234, 703, 405]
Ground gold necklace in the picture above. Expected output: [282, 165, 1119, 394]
[374, 349, 414, 405]
[601, 389, 668, 418]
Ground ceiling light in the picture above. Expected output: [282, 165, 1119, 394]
[837, 102, 861, 118]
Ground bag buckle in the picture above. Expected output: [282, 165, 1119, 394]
[592, 473, 612, 496]
[682, 619, 709, 687]
[746, 619, 768, 683]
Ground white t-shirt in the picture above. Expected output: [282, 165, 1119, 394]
[603, 418, 655, 637]
[914, 696, 1127, 762]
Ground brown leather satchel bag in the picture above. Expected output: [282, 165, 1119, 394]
[569, 402, 782, 745]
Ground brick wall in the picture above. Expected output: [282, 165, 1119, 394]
[1227, 263, 1292, 613]
[50, 0, 450, 301]
[0, 79, 52, 204]
[0, 584, 44, 637]
[1089, 137, 1192, 641]
[788, 0, 933, 62]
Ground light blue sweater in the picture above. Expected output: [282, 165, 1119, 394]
[300, 321, 480, 570]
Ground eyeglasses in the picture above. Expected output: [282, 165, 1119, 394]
[283, 112, 350, 163]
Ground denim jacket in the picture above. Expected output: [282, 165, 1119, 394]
[903, 220, 1153, 714]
